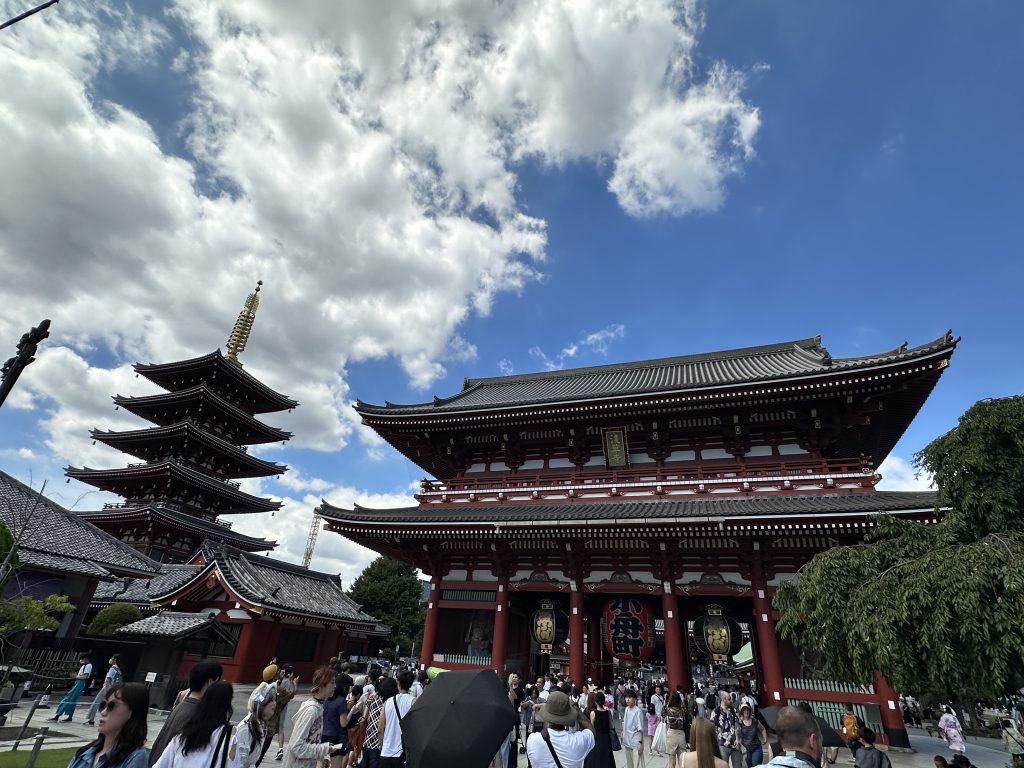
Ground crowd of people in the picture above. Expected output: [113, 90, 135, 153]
[43, 656, 1024, 768]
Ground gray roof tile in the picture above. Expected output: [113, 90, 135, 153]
[93, 565, 202, 604]
[0, 470, 159, 578]
[320, 490, 940, 524]
[116, 611, 222, 638]
[357, 333, 957, 416]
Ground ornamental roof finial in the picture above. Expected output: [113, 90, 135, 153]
[225, 280, 262, 366]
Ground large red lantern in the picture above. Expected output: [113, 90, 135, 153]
[603, 597, 654, 661]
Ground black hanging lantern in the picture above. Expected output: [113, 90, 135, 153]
[530, 598, 569, 654]
[692, 604, 743, 662]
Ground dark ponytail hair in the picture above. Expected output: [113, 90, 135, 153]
[74, 683, 149, 764]
[180, 681, 234, 755]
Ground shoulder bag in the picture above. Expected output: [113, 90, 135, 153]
[210, 725, 231, 768]
[541, 729, 565, 768]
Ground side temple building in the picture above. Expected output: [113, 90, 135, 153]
[321, 332, 958, 747]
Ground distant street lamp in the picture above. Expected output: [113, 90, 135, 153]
[0, 319, 51, 410]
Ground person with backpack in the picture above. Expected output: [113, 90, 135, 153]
[85, 654, 124, 726]
[842, 704, 865, 760]
[377, 669, 414, 768]
[853, 729, 891, 768]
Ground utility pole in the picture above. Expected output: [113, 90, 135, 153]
[0, 319, 50, 410]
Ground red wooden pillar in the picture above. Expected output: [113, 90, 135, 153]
[874, 671, 911, 748]
[586, 604, 601, 684]
[231, 620, 258, 682]
[661, 588, 685, 694]
[491, 580, 509, 675]
[419, 577, 442, 670]
[569, 586, 584, 685]
[752, 585, 784, 704]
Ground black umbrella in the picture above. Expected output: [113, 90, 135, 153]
[757, 705, 847, 748]
[400, 669, 518, 768]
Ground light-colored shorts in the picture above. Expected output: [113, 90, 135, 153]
[666, 729, 687, 755]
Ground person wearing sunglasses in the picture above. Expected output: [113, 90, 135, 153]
[67, 683, 150, 768]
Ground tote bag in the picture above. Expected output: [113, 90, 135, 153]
[651, 722, 668, 754]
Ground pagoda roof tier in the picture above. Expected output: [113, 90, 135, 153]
[134, 350, 298, 414]
[319, 490, 938, 526]
[78, 505, 277, 552]
[357, 332, 957, 418]
[114, 386, 291, 445]
[66, 460, 282, 515]
[91, 422, 288, 479]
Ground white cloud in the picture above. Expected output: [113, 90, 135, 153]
[876, 454, 934, 492]
[232, 483, 417, 583]
[497, 358, 514, 376]
[529, 323, 626, 371]
[0, 1, 758, 483]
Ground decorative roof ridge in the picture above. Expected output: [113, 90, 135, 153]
[361, 336, 828, 410]
[461, 336, 825, 389]
[832, 330, 957, 365]
[212, 540, 339, 583]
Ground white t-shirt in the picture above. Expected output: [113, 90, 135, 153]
[79, 663, 93, 678]
[154, 726, 229, 768]
[537, 689, 549, 703]
[381, 693, 414, 758]
[526, 728, 595, 768]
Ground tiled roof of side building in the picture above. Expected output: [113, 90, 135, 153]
[116, 611, 227, 639]
[356, 332, 957, 415]
[319, 490, 941, 525]
[93, 565, 203, 605]
[189, 543, 381, 624]
[0, 470, 159, 578]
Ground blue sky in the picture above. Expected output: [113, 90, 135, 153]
[1, 0, 1021, 580]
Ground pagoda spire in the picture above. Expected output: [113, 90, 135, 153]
[225, 280, 262, 366]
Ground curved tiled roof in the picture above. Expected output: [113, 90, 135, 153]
[0, 470, 159, 579]
[92, 422, 288, 478]
[116, 611, 234, 641]
[320, 490, 940, 525]
[93, 564, 202, 604]
[114, 386, 291, 444]
[78, 505, 277, 551]
[66, 461, 282, 515]
[135, 350, 298, 414]
[161, 543, 383, 626]
[356, 333, 957, 416]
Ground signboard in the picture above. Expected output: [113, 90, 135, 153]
[145, 672, 157, 683]
[602, 428, 630, 469]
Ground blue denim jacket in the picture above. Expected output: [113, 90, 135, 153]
[67, 745, 149, 768]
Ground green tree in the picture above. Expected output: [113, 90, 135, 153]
[87, 603, 143, 635]
[0, 521, 19, 591]
[0, 593, 75, 636]
[348, 557, 424, 656]
[775, 395, 1024, 699]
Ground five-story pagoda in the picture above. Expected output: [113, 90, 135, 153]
[69, 282, 296, 562]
